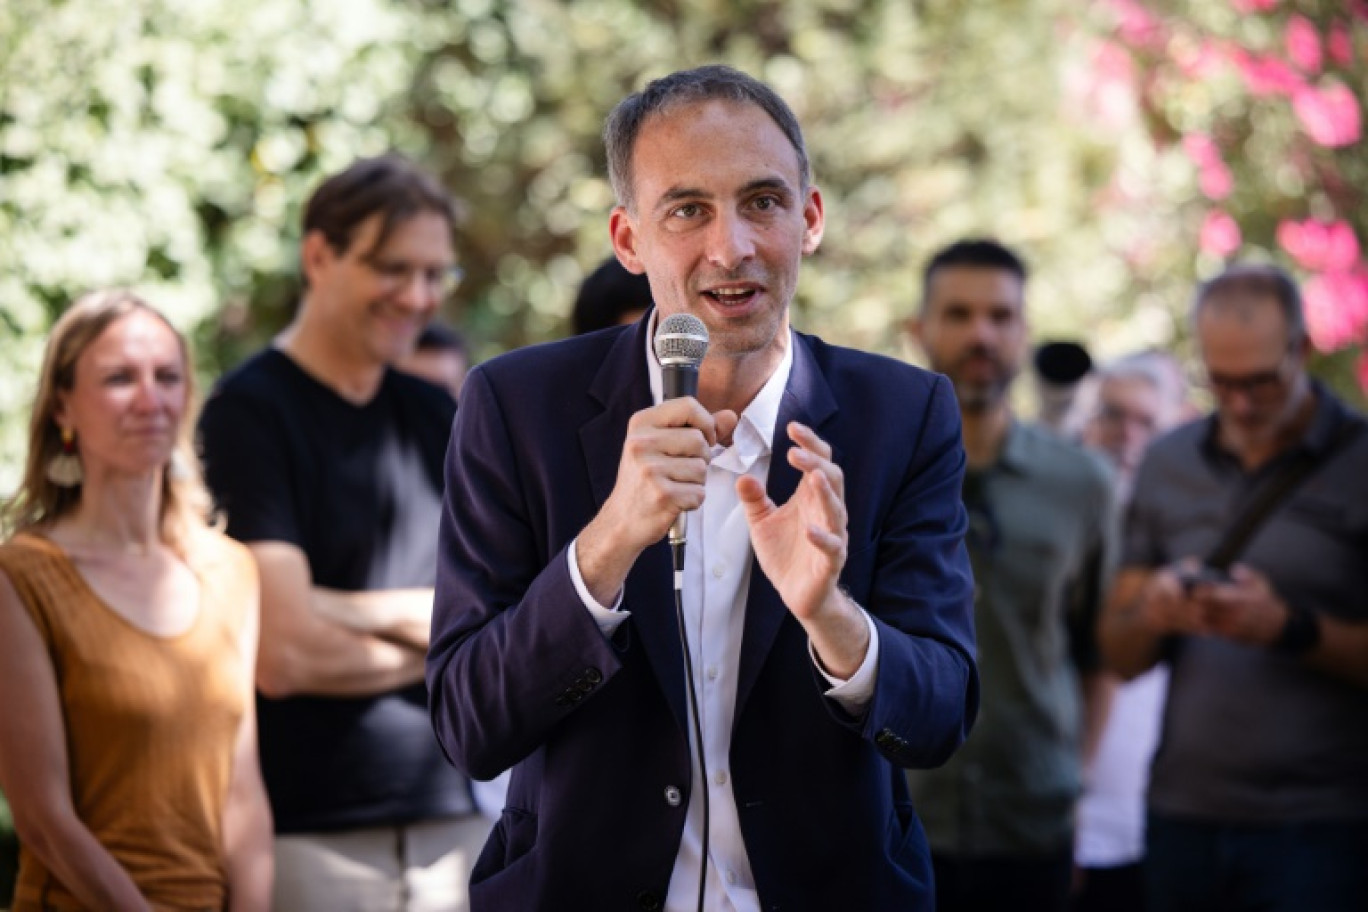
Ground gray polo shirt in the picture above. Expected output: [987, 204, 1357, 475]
[1124, 383, 1368, 823]
[908, 421, 1117, 856]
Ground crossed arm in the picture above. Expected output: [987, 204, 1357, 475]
[248, 541, 431, 698]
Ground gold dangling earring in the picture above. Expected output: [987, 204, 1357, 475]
[167, 449, 191, 482]
[46, 427, 84, 488]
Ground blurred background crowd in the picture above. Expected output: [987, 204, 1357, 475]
[2, 0, 1367, 488]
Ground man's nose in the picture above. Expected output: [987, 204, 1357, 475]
[969, 316, 999, 346]
[705, 212, 756, 270]
[1221, 389, 1258, 419]
[393, 269, 437, 311]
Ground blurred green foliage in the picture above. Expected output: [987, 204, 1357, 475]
[1, 0, 1364, 489]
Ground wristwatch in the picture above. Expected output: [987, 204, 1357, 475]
[1272, 603, 1321, 656]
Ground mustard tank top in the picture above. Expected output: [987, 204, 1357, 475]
[0, 531, 255, 911]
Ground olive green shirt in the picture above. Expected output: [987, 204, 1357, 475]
[908, 421, 1117, 856]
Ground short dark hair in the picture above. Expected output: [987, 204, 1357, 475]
[573, 257, 653, 335]
[921, 238, 1028, 310]
[604, 65, 811, 213]
[1192, 263, 1306, 346]
[414, 321, 467, 355]
[303, 154, 458, 260]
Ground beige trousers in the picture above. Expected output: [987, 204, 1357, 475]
[272, 815, 492, 912]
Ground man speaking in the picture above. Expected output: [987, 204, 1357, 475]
[427, 65, 978, 912]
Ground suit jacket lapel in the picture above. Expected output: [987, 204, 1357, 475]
[578, 316, 690, 735]
[735, 332, 840, 721]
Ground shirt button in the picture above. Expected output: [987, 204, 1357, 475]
[706, 666, 719, 681]
[712, 563, 725, 578]
[713, 770, 728, 786]
[664, 785, 682, 807]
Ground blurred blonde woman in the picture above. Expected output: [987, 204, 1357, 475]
[0, 290, 271, 911]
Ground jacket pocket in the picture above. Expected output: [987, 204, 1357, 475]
[470, 806, 538, 885]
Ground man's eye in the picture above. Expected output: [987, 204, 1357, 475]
[672, 204, 700, 219]
[753, 195, 777, 211]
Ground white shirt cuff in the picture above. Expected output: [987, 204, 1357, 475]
[810, 609, 879, 715]
[568, 538, 630, 636]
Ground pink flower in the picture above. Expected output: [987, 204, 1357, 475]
[1232, 50, 1306, 96]
[1199, 211, 1241, 257]
[1108, 0, 1166, 49]
[1292, 82, 1362, 147]
[1328, 22, 1354, 67]
[1277, 219, 1315, 269]
[1285, 16, 1323, 73]
[1229, 0, 1279, 11]
[1068, 42, 1138, 129]
[1183, 134, 1233, 199]
[1174, 39, 1229, 79]
[1198, 160, 1234, 200]
[1093, 41, 1136, 84]
[1303, 271, 1368, 353]
[1277, 218, 1361, 271]
[1325, 221, 1362, 271]
[1182, 132, 1221, 166]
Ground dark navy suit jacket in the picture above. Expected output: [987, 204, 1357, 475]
[428, 316, 978, 911]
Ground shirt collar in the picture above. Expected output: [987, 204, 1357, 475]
[985, 418, 1031, 476]
[645, 309, 795, 472]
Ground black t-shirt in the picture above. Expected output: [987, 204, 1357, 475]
[198, 348, 472, 833]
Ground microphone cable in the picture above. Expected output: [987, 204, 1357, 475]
[656, 312, 713, 912]
[670, 531, 710, 912]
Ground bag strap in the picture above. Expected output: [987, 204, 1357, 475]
[1206, 418, 1362, 571]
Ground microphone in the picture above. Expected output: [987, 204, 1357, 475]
[653, 315, 713, 912]
[653, 313, 709, 551]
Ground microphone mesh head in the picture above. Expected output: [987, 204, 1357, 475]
[654, 313, 709, 366]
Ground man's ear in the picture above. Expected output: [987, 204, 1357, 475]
[299, 231, 337, 286]
[609, 207, 646, 275]
[904, 313, 923, 345]
[801, 186, 825, 256]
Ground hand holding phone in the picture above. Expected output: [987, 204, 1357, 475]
[1178, 564, 1232, 594]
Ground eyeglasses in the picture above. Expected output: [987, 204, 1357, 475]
[1095, 403, 1158, 433]
[1205, 349, 1293, 401]
[364, 258, 465, 297]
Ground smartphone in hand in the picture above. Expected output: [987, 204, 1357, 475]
[1178, 565, 1232, 594]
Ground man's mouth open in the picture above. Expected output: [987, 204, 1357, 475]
[703, 286, 760, 306]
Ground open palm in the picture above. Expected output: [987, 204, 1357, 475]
[737, 422, 848, 622]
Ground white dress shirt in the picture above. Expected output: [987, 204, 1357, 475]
[568, 317, 879, 911]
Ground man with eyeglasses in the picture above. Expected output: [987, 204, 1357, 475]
[905, 239, 1118, 912]
[199, 155, 487, 910]
[1099, 264, 1368, 912]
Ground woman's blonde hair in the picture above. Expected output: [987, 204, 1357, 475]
[2, 289, 214, 554]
